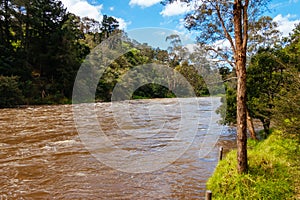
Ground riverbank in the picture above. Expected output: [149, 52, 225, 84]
[207, 130, 300, 199]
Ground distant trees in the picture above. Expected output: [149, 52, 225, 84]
[101, 15, 119, 39]
[0, 0, 213, 107]
[0, 0, 124, 105]
[0, 76, 23, 108]
[175, 61, 209, 96]
[94, 34, 211, 101]
[0, 0, 84, 104]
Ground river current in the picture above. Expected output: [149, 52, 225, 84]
[0, 97, 236, 199]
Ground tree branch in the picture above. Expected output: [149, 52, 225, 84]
[204, 46, 235, 67]
[214, 1, 236, 54]
[242, 0, 249, 50]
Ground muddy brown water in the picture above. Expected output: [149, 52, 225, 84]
[0, 97, 236, 199]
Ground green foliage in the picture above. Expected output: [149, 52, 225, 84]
[219, 29, 300, 136]
[216, 83, 237, 125]
[95, 46, 155, 101]
[0, 0, 234, 106]
[272, 63, 300, 141]
[132, 84, 175, 99]
[94, 39, 211, 102]
[272, 24, 300, 140]
[247, 48, 286, 134]
[175, 61, 209, 96]
[248, 16, 281, 54]
[0, 76, 24, 107]
[101, 15, 119, 39]
[207, 131, 299, 199]
[0, 0, 122, 106]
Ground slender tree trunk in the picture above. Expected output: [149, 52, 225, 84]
[0, 4, 3, 43]
[235, 58, 248, 173]
[234, 0, 248, 174]
[4, 0, 10, 45]
[247, 109, 258, 140]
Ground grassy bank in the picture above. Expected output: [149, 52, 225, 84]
[207, 130, 300, 199]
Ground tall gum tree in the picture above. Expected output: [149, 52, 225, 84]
[162, 0, 269, 173]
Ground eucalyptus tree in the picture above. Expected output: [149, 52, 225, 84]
[155, 48, 169, 63]
[166, 34, 189, 67]
[248, 16, 281, 56]
[162, 0, 270, 173]
[221, 16, 280, 140]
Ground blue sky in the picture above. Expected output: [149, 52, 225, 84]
[60, 0, 300, 48]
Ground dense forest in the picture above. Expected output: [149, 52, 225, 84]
[0, 0, 299, 140]
[0, 0, 211, 107]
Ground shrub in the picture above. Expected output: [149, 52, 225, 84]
[0, 75, 24, 108]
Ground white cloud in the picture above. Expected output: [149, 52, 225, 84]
[61, 0, 129, 30]
[61, 0, 103, 21]
[184, 43, 198, 53]
[160, 0, 194, 17]
[129, 0, 161, 8]
[213, 39, 231, 50]
[115, 17, 131, 30]
[273, 14, 300, 37]
[289, 0, 298, 3]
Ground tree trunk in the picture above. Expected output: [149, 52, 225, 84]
[234, 0, 248, 174]
[247, 109, 258, 140]
[236, 59, 248, 174]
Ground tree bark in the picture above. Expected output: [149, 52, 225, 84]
[234, 0, 248, 174]
[247, 109, 258, 140]
[235, 59, 248, 174]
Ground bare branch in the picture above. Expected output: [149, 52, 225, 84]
[223, 77, 238, 82]
[204, 46, 235, 67]
[215, 1, 236, 54]
[242, 0, 249, 50]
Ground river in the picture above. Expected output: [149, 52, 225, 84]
[0, 97, 236, 199]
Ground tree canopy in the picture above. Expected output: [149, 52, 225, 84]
[0, 0, 213, 106]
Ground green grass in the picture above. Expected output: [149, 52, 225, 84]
[207, 130, 300, 200]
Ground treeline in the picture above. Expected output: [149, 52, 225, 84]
[218, 23, 300, 140]
[0, 0, 211, 107]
